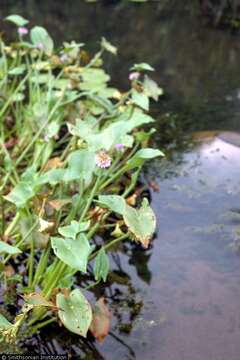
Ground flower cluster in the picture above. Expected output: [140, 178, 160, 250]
[95, 150, 112, 169]
[129, 72, 140, 81]
[18, 27, 28, 35]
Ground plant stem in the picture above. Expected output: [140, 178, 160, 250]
[89, 232, 130, 261]
[4, 212, 21, 237]
[79, 176, 101, 222]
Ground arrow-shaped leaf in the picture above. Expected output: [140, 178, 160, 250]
[57, 288, 92, 337]
[123, 198, 156, 248]
[51, 233, 92, 273]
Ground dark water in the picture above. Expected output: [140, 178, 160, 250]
[1, 2, 240, 359]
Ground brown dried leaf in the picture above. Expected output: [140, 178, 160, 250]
[149, 181, 160, 192]
[88, 206, 107, 220]
[4, 265, 15, 277]
[48, 199, 71, 211]
[126, 193, 137, 206]
[44, 157, 64, 171]
[89, 297, 112, 343]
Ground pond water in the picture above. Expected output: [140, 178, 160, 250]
[1, 1, 240, 359]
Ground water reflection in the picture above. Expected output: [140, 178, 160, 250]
[146, 134, 240, 360]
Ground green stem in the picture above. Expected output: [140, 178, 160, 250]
[0, 71, 31, 119]
[4, 212, 21, 237]
[84, 279, 100, 290]
[3, 218, 39, 264]
[79, 176, 101, 222]
[89, 232, 129, 261]
[28, 238, 34, 287]
[30, 317, 57, 333]
[32, 245, 51, 288]
[99, 166, 127, 191]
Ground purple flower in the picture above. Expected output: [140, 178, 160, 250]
[95, 150, 112, 169]
[44, 134, 50, 142]
[18, 27, 28, 36]
[37, 42, 44, 50]
[115, 143, 124, 151]
[129, 72, 140, 81]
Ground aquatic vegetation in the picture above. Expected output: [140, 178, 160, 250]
[0, 14, 163, 343]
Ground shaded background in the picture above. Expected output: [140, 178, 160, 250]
[1, 0, 240, 132]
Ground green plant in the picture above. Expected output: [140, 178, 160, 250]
[0, 14, 163, 342]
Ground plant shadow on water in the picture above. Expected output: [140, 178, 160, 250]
[2, 1, 240, 360]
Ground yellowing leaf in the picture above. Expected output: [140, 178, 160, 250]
[23, 293, 57, 309]
[123, 198, 156, 248]
[101, 37, 117, 55]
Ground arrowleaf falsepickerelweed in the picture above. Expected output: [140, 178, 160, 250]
[0, 14, 164, 343]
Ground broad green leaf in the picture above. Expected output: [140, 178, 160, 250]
[57, 288, 92, 337]
[80, 108, 154, 151]
[126, 148, 164, 170]
[30, 26, 54, 56]
[0, 314, 12, 329]
[4, 182, 36, 208]
[136, 128, 156, 143]
[68, 108, 154, 151]
[47, 121, 60, 139]
[143, 75, 163, 101]
[5, 15, 29, 27]
[132, 90, 149, 111]
[64, 149, 96, 186]
[80, 68, 110, 91]
[130, 62, 154, 72]
[8, 65, 26, 75]
[120, 134, 134, 148]
[100, 87, 119, 99]
[67, 118, 98, 139]
[40, 149, 95, 187]
[125, 108, 154, 129]
[39, 168, 65, 186]
[94, 248, 109, 282]
[58, 220, 90, 239]
[123, 198, 156, 248]
[0, 240, 21, 254]
[97, 195, 125, 215]
[101, 37, 117, 55]
[4, 166, 40, 208]
[51, 233, 92, 273]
